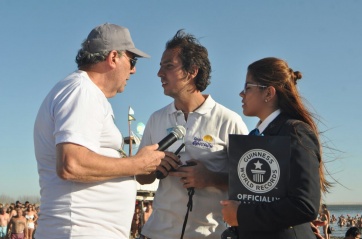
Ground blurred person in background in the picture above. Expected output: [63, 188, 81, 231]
[0, 208, 10, 239]
[344, 226, 360, 239]
[25, 204, 37, 239]
[320, 204, 331, 239]
[8, 206, 28, 239]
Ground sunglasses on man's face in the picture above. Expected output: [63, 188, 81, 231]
[124, 54, 138, 69]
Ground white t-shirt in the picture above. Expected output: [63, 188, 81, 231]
[34, 70, 136, 239]
[140, 95, 249, 239]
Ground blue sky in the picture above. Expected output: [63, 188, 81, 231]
[0, 1, 361, 204]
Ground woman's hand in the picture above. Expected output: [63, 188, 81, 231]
[220, 200, 240, 226]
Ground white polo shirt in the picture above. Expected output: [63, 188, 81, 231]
[140, 95, 249, 239]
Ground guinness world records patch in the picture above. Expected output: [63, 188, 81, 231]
[228, 135, 291, 203]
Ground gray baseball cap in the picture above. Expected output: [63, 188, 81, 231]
[84, 23, 150, 58]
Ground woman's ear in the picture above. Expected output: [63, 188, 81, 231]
[265, 86, 276, 102]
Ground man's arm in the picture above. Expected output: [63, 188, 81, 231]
[8, 219, 13, 233]
[56, 143, 164, 182]
[2, 214, 10, 226]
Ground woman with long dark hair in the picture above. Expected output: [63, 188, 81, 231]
[221, 57, 330, 239]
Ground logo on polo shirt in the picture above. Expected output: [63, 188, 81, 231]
[237, 149, 280, 193]
[203, 135, 213, 143]
[192, 135, 214, 149]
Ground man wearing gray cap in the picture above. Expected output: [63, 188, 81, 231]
[34, 23, 165, 239]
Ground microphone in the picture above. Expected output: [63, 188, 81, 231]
[155, 125, 186, 179]
[157, 125, 186, 151]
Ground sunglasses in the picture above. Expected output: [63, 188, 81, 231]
[124, 54, 137, 69]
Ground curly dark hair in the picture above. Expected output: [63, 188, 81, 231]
[165, 30, 211, 92]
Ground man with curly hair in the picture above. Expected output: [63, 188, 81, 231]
[137, 30, 248, 239]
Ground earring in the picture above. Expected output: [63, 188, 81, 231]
[265, 99, 268, 103]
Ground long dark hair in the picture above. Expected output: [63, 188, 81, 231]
[248, 57, 331, 193]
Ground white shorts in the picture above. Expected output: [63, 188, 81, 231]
[27, 222, 35, 229]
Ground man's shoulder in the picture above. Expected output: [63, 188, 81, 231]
[212, 101, 241, 119]
[149, 103, 173, 117]
[215, 102, 238, 113]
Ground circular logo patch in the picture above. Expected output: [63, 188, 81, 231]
[237, 149, 280, 193]
[203, 134, 213, 143]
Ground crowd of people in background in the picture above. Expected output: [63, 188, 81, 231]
[0, 199, 154, 239]
[1, 199, 361, 239]
[1, 199, 150, 239]
[130, 201, 153, 239]
[0, 201, 39, 239]
[312, 204, 362, 239]
[333, 213, 362, 229]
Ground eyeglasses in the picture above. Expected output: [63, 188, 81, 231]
[123, 54, 137, 69]
[241, 82, 267, 94]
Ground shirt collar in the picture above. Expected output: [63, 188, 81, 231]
[257, 109, 281, 134]
[167, 94, 215, 115]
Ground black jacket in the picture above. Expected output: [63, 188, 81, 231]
[236, 114, 321, 239]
